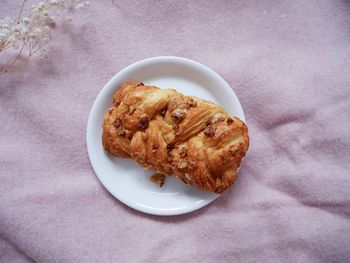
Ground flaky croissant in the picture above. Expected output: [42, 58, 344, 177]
[102, 82, 249, 193]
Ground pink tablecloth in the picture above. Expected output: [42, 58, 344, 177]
[1, 0, 350, 262]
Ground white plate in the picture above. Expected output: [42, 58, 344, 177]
[87, 56, 246, 216]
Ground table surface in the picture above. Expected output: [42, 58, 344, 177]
[1, 0, 350, 262]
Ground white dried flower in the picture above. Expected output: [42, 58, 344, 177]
[34, 27, 42, 35]
[22, 17, 30, 23]
[28, 33, 36, 39]
[48, 15, 55, 23]
[75, 3, 85, 9]
[0, 17, 12, 29]
[1, 0, 91, 72]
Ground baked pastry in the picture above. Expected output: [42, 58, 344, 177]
[102, 82, 249, 193]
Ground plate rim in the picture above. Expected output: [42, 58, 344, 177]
[87, 56, 246, 216]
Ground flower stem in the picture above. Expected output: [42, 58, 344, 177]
[2, 40, 27, 73]
[17, 0, 28, 24]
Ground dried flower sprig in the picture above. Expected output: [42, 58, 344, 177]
[0, 0, 90, 72]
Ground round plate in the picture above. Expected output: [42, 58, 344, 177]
[87, 56, 246, 216]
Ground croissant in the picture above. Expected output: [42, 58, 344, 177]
[102, 82, 249, 193]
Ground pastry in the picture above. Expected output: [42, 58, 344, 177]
[102, 82, 249, 193]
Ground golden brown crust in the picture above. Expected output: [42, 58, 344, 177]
[102, 82, 249, 193]
[150, 173, 166, 187]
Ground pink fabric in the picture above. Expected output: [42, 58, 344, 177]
[1, 0, 350, 262]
